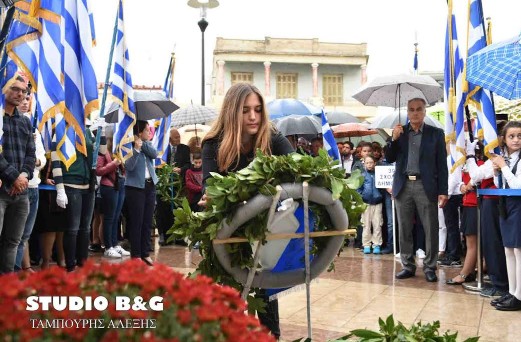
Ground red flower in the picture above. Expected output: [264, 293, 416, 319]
[176, 309, 192, 325]
[0, 260, 272, 341]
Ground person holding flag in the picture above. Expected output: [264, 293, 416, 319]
[463, 0, 507, 300]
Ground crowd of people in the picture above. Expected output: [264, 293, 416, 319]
[1, 77, 520, 342]
[328, 98, 521, 312]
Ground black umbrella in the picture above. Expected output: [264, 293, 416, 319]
[272, 115, 321, 136]
[104, 91, 179, 123]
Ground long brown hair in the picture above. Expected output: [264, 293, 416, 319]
[203, 83, 273, 172]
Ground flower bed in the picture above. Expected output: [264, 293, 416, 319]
[0, 260, 274, 342]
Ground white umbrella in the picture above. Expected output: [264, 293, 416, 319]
[178, 124, 211, 145]
[171, 104, 218, 128]
[353, 74, 443, 122]
[369, 110, 444, 129]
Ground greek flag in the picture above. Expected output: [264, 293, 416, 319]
[465, 0, 498, 156]
[444, 10, 467, 172]
[0, 58, 19, 152]
[413, 47, 418, 73]
[152, 54, 175, 167]
[59, 0, 99, 168]
[321, 110, 340, 161]
[5, 1, 65, 155]
[111, 0, 136, 162]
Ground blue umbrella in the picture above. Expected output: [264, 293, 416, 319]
[267, 98, 321, 119]
[466, 34, 521, 100]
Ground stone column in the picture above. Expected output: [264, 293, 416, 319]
[311, 63, 319, 97]
[264, 61, 271, 97]
[217, 60, 226, 96]
[361, 64, 367, 85]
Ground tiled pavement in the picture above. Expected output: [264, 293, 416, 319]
[88, 241, 521, 342]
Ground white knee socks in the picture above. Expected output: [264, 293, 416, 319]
[505, 247, 521, 300]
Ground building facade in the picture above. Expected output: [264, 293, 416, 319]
[211, 37, 377, 118]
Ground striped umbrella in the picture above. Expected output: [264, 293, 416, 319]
[171, 104, 218, 128]
[466, 34, 521, 100]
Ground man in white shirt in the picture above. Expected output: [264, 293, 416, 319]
[340, 141, 354, 177]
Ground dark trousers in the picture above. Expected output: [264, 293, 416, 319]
[442, 194, 463, 261]
[395, 180, 439, 273]
[126, 183, 156, 258]
[64, 187, 95, 271]
[481, 198, 508, 291]
[383, 191, 394, 247]
[155, 196, 174, 240]
[413, 213, 426, 252]
[100, 182, 126, 249]
[0, 192, 29, 274]
[255, 290, 280, 338]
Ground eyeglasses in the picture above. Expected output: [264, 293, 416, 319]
[10, 86, 28, 94]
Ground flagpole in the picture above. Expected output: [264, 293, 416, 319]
[0, 6, 15, 85]
[92, 4, 119, 168]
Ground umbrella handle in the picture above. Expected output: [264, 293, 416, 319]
[394, 84, 401, 124]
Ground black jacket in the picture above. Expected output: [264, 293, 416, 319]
[384, 123, 448, 200]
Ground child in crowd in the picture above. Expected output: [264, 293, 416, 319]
[358, 155, 384, 254]
[446, 146, 482, 285]
[351, 141, 372, 173]
[490, 121, 521, 311]
[465, 121, 509, 299]
[185, 153, 203, 212]
[352, 141, 374, 249]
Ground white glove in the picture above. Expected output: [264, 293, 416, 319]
[56, 188, 68, 209]
[92, 118, 108, 130]
[466, 140, 478, 155]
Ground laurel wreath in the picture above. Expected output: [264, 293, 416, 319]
[169, 150, 366, 312]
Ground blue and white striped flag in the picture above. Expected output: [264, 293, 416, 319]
[111, 0, 136, 162]
[444, 8, 467, 172]
[152, 54, 175, 167]
[321, 110, 340, 161]
[6, 1, 65, 155]
[60, 0, 99, 168]
[465, 0, 498, 156]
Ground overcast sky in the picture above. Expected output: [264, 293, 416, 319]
[90, 0, 521, 105]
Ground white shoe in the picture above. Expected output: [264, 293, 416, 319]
[114, 245, 130, 257]
[104, 247, 122, 258]
[416, 249, 426, 259]
[395, 253, 401, 259]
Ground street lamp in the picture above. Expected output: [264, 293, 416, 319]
[187, 0, 219, 106]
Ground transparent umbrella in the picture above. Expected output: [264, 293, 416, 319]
[171, 104, 218, 128]
[369, 110, 444, 129]
[352, 74, 443, 122]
